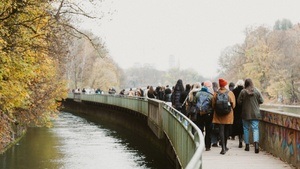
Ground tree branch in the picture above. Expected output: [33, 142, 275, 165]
[61, 23, 105, 58]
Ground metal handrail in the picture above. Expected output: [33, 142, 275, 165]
[162, 103, 205, 168]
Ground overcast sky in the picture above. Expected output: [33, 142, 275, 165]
[82, 0, 300, 79]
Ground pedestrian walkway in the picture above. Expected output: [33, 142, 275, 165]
[202, 139, 294, 169]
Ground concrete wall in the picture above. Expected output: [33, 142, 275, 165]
[260, 109, 300, 168]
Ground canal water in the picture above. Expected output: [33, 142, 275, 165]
[0, 112, 172, 169]
[261, 105, 300, 115]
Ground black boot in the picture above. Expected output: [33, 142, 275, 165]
[245, 144, 249, 151]
[219, 125, 226, 155]
[238, 142, 242, 148]
[220, 143, 226, 155]
[238, 135, 243, 148]
[255, 142, 259, 153]
[225, 139, 229, 151]
[220, 138, 226, 154]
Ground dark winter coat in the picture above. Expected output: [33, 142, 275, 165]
[237, 87, 264, 120]
[147, 91, 156, 99]
[164, 88, 172, 102]
[172, 88, 183, 110]
[231, 86, 244, 136]
[156, 90, 165, 101]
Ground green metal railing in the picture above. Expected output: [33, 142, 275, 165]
[67, 93, 205, 169]
[76, 94, 149, 116]
[162, 104, 204, 168]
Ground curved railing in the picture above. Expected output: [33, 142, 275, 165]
[68, 93, 205, 169]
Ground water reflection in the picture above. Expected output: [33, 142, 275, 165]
[0, 127, 64, 169]
[53, 113, 148, 169]
[0, 112, 171, 169]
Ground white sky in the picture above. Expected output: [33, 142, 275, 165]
[82, 0, 300, 78]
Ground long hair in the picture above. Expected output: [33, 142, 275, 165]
[188, 82, 201, 101]
[148, 86, 155, 94]
[174, 79, 184, 92]
[244, 78, 254, 89]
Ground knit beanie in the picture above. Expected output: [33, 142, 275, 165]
[219, 78, 227, 87]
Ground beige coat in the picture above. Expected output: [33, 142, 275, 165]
[212, 87, 236, 124]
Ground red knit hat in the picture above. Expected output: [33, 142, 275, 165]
[219, 78, 227, 87]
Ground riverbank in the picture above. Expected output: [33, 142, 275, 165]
[0, 128, 27, 154]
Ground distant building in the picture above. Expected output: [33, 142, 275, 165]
[169, 55, 180, 69]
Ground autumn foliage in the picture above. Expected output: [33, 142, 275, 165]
[218, 20, 300, 104]
[0, 0, 67, 151]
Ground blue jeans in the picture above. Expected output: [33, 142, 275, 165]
[243, 120, 259, 144]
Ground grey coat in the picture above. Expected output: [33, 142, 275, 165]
[237, 87, 264, 120]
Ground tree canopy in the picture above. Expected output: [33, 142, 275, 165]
[219, 19, 300, 104]
[0, 0, 106, 152]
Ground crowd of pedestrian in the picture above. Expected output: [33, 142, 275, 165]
[165, 78, 263, 155]
[71, 77, 264, 155]
[71, 87, 118, 95]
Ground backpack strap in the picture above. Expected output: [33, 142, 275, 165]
[205, 90, 213, 96]
[181, 95, 189, 107]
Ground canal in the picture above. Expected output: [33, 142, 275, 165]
[0, 112, 173, 169]
[261, 104, 300, 115]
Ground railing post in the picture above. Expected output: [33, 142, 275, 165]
[73, 93, 81, 102]
[147, 99, 164, 139]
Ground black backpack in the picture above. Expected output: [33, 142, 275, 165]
[215, 90, 231, 116]
[187, 92, 198, 121]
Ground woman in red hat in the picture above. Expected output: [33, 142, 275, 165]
[212, 78, 236, 155]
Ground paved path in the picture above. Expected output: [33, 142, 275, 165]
[202, 139, 295, 169]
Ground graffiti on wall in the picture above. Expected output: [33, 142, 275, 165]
[261, 110, 300, 131]
[261, 110, 300, 167]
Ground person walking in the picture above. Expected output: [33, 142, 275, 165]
[238, 78, 264, 153]
[155, 86, 164, 101]
[211, 82, 219, 147]
[144, 86, 150, 98]
[171, 79, 185, 112]
[231, 80, 244, 148]
[147, 86, 156, 98]
[212, 78, 236, 155]
[180, 84, 191, 116]
[228, 82, 235, 140]
[195, 81, 214, 151]
[164, 85, 172, 102]
[229, 82, 235, 91]
[128, 88, 135, 97]
[186, 82, 201, 122]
